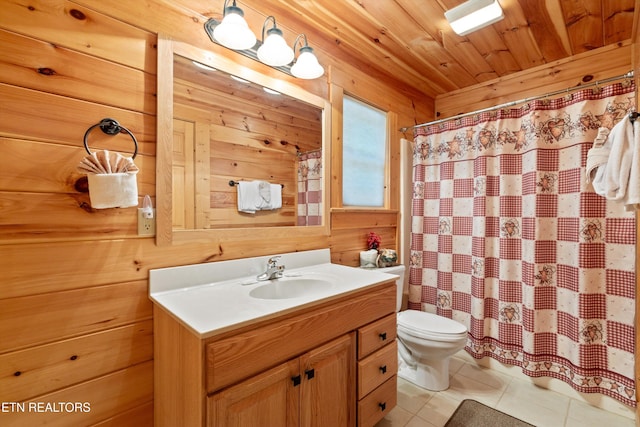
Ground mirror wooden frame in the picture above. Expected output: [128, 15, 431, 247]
[156, 35, 331, 246]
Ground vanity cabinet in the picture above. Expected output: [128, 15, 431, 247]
[153, 280, 396, 427]
[356, 314, 398, 427]
[208, 334, 353, 427]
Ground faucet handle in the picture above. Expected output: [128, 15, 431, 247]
[267, 256, 281, 266]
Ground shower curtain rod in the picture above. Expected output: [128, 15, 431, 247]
[297, 148, 322, 155]
[399, 70, 635, 133]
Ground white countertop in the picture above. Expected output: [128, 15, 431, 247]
[149, 249, 398, 338]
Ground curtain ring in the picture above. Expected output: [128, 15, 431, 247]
[83, 118, 138, 159]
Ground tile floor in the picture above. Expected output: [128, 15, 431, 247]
[376, 350, 635, 427]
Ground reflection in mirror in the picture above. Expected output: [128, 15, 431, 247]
[156, 36, 330, 245]
[173, 54, 322, 228]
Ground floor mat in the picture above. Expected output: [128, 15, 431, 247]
[444, 399, 536, 427]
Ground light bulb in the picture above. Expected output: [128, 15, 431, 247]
[291, 46, 324, 79]
[213, 10, 256, 50]
[257, 28, 294, 66]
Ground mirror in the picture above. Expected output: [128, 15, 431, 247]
[156, 36, 331, 245]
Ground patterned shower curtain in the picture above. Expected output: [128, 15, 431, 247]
[297, 150, 322, 226]
[409, 82, 637, 406]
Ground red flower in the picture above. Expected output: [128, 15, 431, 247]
[367, 232, 381, 250]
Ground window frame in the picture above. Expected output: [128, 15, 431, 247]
[336, 91, 392, 210]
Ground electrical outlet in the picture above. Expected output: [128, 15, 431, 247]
[137, 208, 156, 236]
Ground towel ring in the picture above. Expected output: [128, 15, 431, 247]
[83, 118, 138, 159]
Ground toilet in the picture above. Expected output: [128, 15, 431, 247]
[377, 265, 468, 391]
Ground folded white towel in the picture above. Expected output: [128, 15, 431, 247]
[78, 150, 138, 175]
[269, 184, 282, 210]
[256, 180, 272, 210]
[237, 181, 261, 214]
[255, 183, 282, 210]
[87, 172, 138, 209]
[78, 149, 139, 209]
[237, 180, 282, 212]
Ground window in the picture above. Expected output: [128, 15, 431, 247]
[342, 96, 387, 207]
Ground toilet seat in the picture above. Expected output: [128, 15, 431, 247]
[397, 310, 467, 342]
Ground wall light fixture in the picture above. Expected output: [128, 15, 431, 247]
[203, 1, 324, 79]
[257, 16, 294, 67]
[291, 34, 324, 80]
[211, 0, 256, 50]
[444, 0, 504, 36]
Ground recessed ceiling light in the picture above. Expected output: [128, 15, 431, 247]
[445, 0, 504, 36]
[230, 75, 250, 84]
[263, 87, 281, 95]
[192, 61, 216, 71]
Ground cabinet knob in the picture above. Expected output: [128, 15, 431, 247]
[291, 375, 301, 386]
[379, 365, 387, 374]
[379, 332, 387, 341]
[378, 402, 386, 411]
[305, 369, 315, 380]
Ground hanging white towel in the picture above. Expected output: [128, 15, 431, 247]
[255, 183, 282, 210]
[86, 173, 138, 208]
[603, 118, 640, 210]
[269, 184, 282, 210]
[237, 181, 261, 214]
[625, 119, 640, 210]
[585, 127, 611, 196]
[256, 180, 272, 210]
[78, 150, 139, 209]
[586, 117, 640, 210]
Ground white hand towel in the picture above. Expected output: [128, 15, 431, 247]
[256, 180, 272, 210]
[78, 150, 139, 209]
[237, 181, 261, 214]
[269, 184, 282, 210]
[603, 118, 634, 202]
[87, 172, 138, 208]
[585, 127, 612, 197]
[625, 120, 640, 210]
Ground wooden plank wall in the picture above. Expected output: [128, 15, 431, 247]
[0, 1, 429, 425]
[435, 41, 634, 118]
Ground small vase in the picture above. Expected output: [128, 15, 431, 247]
[360, 249, 379, 268]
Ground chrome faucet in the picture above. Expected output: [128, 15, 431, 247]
[257, 256, 285, 281]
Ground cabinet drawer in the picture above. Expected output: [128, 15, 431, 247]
[357, 375, 397, 427]
[357, 341, 397, 398]
[357, 313, 396, 359]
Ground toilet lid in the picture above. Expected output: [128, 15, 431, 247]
[397, 310, 467, 340]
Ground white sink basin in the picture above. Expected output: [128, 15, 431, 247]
[149, 249, 399, 337]
[249, 277, 334, 299]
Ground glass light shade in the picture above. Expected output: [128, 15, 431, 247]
[257, 28, 295, 66]
[213, 10, 257, 50]
[291, 46, 324, 79]
[444, 0, 504, 36]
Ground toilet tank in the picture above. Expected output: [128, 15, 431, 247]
[376, 265, 405, 312]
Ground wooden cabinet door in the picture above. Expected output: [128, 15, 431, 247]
[300, 333, 355, 427]
[207, 359, 300, 427]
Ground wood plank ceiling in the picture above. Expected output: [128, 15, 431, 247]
[233, 0, 637, 99]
